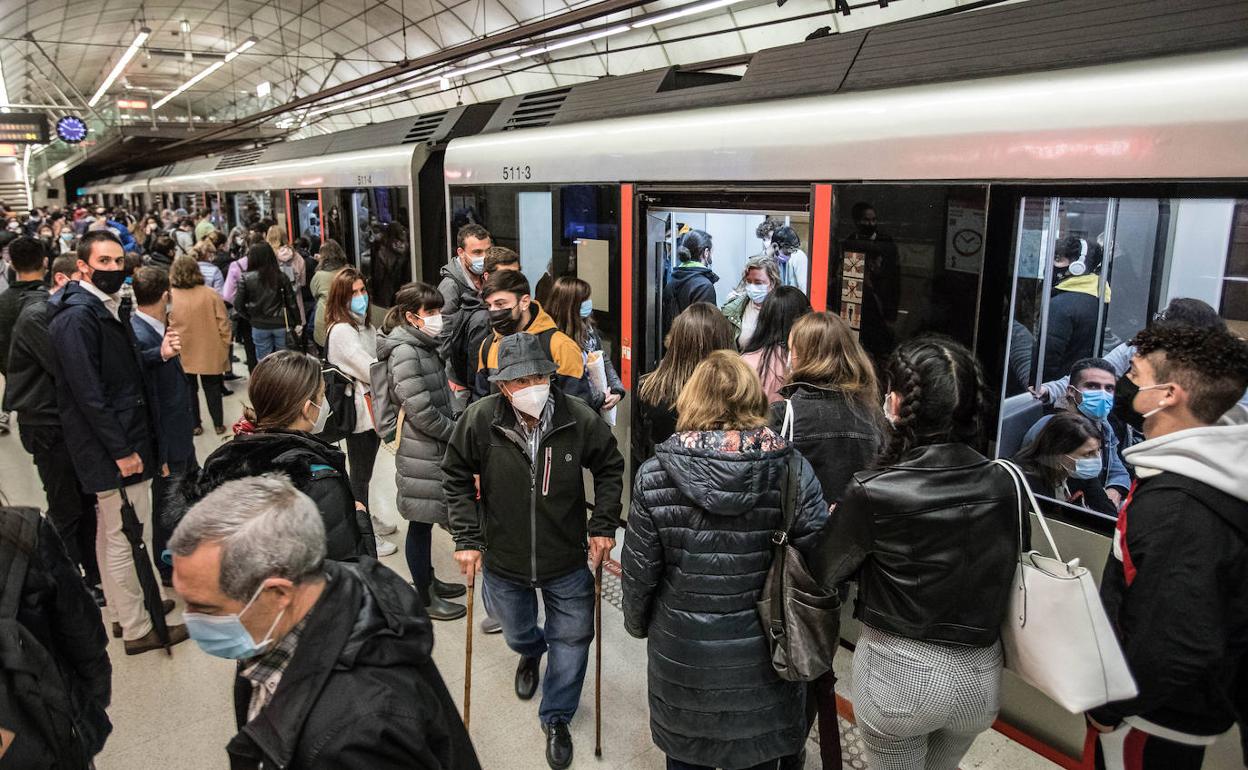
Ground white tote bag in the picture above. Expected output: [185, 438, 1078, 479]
[992, 459, 1138, 714]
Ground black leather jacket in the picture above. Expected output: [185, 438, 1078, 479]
[811, 443, 1021, 647]
[234, 271, 298, 330]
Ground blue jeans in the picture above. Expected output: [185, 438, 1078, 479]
[252, 327, 286, 360]
[482, 567, 595, 726]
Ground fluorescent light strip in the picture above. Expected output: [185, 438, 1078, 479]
[443, 53, 521, 79]
[88, 27, 151, 107]
[520, 24, 631, 56]
[630, 0, 746, 27]
[153, 36, 255, 109]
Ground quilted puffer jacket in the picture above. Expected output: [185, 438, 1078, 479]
[621, 427, 829, 770]
[376, 323, 457, 524]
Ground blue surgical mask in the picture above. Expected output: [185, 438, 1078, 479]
[745, 283, 769, 305]
[469, 256, 485, 275]
[1069, 454, 1103, 480]
[350, 294, 369, 316]
[1076, 389, 1113, 421]
[579, 299, 593, 318]
[184, 584, 286, 660]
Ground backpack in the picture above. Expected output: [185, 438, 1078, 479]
[444, 295, 483, 387]
[369, 356, 402, 447]
[0, 508, 91, 770]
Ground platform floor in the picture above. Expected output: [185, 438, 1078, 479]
[0, 370, 1059, 770]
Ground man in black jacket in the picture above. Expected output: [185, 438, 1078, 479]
[0, 236, 46, 374]
[444, 333, 624, 770]
[661, 229, 717, 334]
[170, 475, 478, 770]
[48, 230, 188, 655]
[4, 256, 102, 598]
[1088, 323, 1248, 769]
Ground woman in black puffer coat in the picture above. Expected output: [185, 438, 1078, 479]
[622, 351, 829, 770]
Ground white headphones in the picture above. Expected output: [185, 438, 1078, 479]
[1067, 238, 1090, 276]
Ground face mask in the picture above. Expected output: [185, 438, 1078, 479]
[308, 398, 331, 434]
[1115, 375, 1144, 432]
[468, 256, 485, 275]
[350, 294, 369, 316]
[579, 299, 594, 318]
[1076, 389, 1113, 421]
[489, 306, 520, 335]
[1133, 383, 1174, 421]
[61, 233, 74, 242]
[859, 224, 877, 238]
[419, 313, 444, 336]
[184, 583, 286, 660]
[507, 382, 550, 419]
[89, 268, 126, 296]
[1068, 455, 1103, 480]
[745, 284, 769, 305]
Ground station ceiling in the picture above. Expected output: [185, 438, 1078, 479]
[1, 0, 985, 141]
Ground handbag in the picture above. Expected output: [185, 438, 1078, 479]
[316, 322, 358, 444]
[756, 451, 842, 682]
[992, 459, 1138, 713]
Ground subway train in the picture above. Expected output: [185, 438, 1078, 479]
[82, 0, 1248, 765]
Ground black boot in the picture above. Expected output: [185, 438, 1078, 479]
[515, 654, 541, 700]
[543, 722, 573, 770]
[420, 585, 467, 621]
[432, 569, 466, 599]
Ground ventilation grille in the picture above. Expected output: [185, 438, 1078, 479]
[215, 148, 265, 170]
[403, 110, 450, 144]
[503, 87, 571, 131]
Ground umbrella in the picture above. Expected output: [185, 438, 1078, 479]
[117, 486, 172, 656]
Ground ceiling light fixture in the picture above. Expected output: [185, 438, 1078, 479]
[154, 36, 255, 109]
[87, 27, 151, 107]
[520, 25, 630, 56]
[630, 0, 745, 27]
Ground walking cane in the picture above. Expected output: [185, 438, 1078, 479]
[594, 560, 604, 758]
[464, 572, 475, 732]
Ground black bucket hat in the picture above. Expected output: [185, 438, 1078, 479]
[488, 333, 557, 382]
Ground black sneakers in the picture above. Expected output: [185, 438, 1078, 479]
[515, 654, 541, 700]
[543, 722, 573, 770]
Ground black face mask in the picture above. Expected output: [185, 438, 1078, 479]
[1114, 374, 1144, 433]
[857, 224, 877, 238]
[89, 268, 126, 296]
[489, 306, 520, 335]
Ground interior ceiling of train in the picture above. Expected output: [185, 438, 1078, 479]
[1, 0, 1002, 145]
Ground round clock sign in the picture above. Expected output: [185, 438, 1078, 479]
[56, 115, 89, 144]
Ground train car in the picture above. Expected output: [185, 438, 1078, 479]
[441, 0, 1248, 765]
[89, 103, 495, 307]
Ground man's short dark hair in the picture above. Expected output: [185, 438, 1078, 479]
[851, 202, 875, 221]
[7, 236, 45, 273]
[1155, 298, 1225, 331]
[771, 226, 800, 253]
[197, 208, 211, 219]
[755, 219, 778, 240]
[131, 266, 170, 306]
[457, 224, 490, 251]
[484, 246, 520, 274]
[1070, 357, 1114, 388]
[77, 230, 122, 264]
[1131, 324, 1248, 424]
[482, 268, 530, 302]
[50, 255, 77, 281]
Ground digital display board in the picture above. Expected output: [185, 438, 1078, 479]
[0, 113, 50, 144]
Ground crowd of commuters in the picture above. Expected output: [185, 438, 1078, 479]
[2, 199, 1248, 770]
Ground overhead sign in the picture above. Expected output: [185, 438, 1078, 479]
[116, 98, 149, 109]
[56, 115, 88, 144]
[0, 113, 50, 144]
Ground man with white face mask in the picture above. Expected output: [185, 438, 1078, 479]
[444, 332, 625, 770]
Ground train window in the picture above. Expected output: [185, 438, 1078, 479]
[1000, 194, 1246, 522]
[325, 187, 410, 308]
[830, 185, 989, 367]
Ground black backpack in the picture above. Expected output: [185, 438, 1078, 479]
[0, 508, 90, 770]
[444, 293, 485, 387]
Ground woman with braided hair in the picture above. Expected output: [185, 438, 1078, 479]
[810, 336, 1022, 770]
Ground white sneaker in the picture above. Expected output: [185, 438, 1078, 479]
[374, 537, 398, 557]
[370, 514, 398, 536]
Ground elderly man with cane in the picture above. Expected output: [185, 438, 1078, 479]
[445, 332, 624, 770]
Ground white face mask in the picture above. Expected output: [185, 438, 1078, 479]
[308, 398, 331, 434]
[419, 313, 444, 337]
[507, 382, 550, 419]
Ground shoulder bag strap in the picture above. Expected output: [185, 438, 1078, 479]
[992, 458, 1062, 561]
[0, 508, 39, 620]
[780, 399, 795, 442]
[766, 452, 803, 640]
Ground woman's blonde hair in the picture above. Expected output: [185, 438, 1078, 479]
[787, 312, 880, 402]
[732, 255, 781, 294]
[676, 350, 768, 432]
[265, 224, 287, 251]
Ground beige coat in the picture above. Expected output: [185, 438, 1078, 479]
[171, 285, 232, 375]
